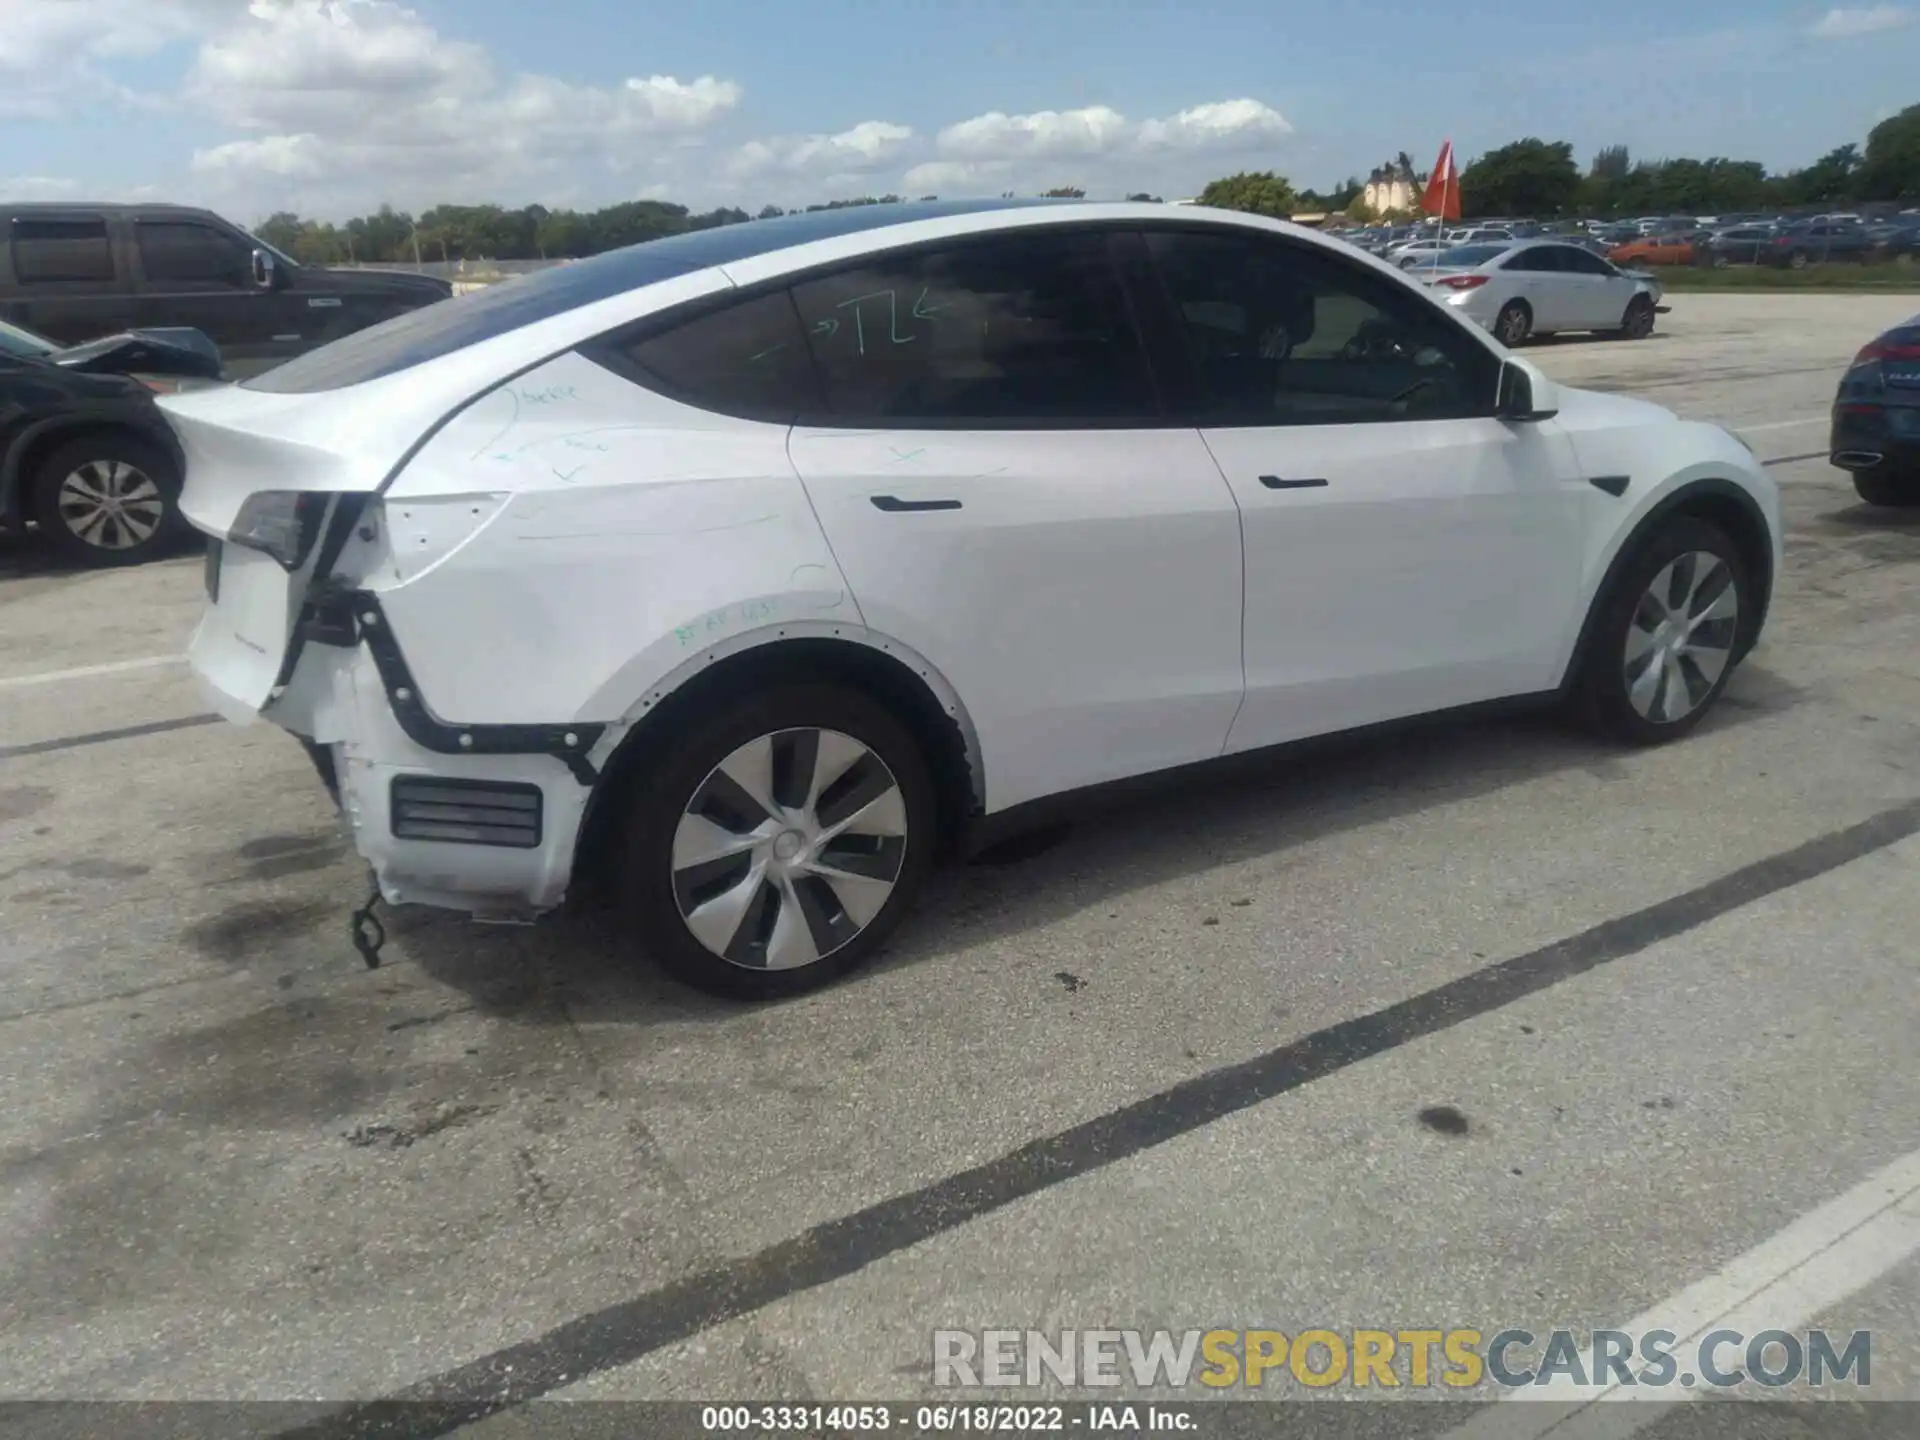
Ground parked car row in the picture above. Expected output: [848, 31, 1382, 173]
[1331, 211, 1920, 271]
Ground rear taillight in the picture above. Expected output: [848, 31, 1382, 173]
[1852, 339, 1920, 366]
[228, 491, 329, 570]
[1437, 275, 1489, 290]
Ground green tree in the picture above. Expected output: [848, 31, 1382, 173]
[1125, 192, 1163, 202]
[1590, 145, 1631, 182]
[1040, 186, 1086, 198]
[1778, 144, 1861, 206]
[1860, 105, 1920, 201]
[1195, 170, 1299, 218]
[1459, 138, 1580, 217]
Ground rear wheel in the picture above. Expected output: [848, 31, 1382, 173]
[1853, 472, 1920, 507]
[1571, 518, 1749, 745]
[621, 683, 937, 1000]
[30, 433, 186, 568]
[1494, 301, 1532, 346]
[1788, 250, 1810, 270]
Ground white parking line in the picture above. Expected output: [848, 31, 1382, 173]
[1443, 1146, 1920, 1440]
[0, 654, 184, 690]
[1737, 417, 1827, 433]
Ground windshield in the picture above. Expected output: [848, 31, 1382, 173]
[0, 316, 56, 359]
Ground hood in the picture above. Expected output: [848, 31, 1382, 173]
[314, 266, 454, 299]
[1552, 386, 1677, 433]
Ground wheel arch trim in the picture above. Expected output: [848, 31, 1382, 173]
[585, 619, 986, 811]
[1556, 475, 1776, 696]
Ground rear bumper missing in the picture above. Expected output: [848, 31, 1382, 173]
[205, 592, 610, 919]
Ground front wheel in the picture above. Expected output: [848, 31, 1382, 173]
[1620, 295, 1657, 339]
[30, 433, 186, 568]
[1571, 518, 1749, 745]
[621, 683, 938, 1000]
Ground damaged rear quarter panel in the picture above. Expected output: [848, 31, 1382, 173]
[368, 351, 866, 727]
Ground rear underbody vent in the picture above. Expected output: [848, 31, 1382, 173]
[390, 776, 543, 848]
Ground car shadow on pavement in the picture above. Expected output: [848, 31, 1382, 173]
[400, 664, 1807, 1026]
[1523, 332, 1671, 350]
[1814, 501, 1920, 534]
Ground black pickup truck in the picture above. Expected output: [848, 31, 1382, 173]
[0, 203, 451, 374]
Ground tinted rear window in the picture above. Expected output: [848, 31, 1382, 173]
[10, 217, 114, 283]
[608, 290, 822, 422]
[246, 199, 1065, 395]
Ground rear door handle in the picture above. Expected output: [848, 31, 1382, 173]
[1258, 475, 1328, 490]
[870, 495, 963, 512]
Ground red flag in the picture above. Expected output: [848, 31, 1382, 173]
[1421, 141, 1461, 221]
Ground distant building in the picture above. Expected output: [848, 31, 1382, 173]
[1361, 154, 1424, 216]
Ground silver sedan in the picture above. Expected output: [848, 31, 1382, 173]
[1404, 239, 1666, 345]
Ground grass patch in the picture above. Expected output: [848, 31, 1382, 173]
[1653, 262, 1920, 292]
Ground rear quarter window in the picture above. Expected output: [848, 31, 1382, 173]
[592, 290, 823, 422]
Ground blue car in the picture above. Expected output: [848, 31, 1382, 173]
[1831, 316, 1920, 506]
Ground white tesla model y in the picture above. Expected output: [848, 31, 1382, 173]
[164, 199, 1782, 998]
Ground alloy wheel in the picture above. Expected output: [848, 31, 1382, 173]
[1622, 551, 1740, 724]
[55, 459, 165, 551]
[670, 727, 909, 971]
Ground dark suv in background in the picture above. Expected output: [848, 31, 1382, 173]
[0, 203, 452, 376]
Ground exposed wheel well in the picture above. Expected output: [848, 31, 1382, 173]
[569, 638, 979, 902]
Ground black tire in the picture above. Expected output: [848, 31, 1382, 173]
[1494, 301, 1532, 347]
[1788, 250, 1809, 270]
[30, 432, 185, 568]
[1711, 252, 1731, 269]
[1570, 517, 1751, 746]
[620, 683, 938, 1000]
[1853, 471, 1920, 507]
[1619, 294, 1657, 339]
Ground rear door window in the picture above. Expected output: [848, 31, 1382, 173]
[787, 230, 1155, 424]
[9, 217, 115, 284]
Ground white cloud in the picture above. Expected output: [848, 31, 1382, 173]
[0, 0, 219, 116]
[1137, 99, 1292, 150]
[1, 0, 1294, 218]
[901, 98, 1290, 196]
[728, 120, 915, 183]
[178, 0, 742, 214]
[1808, 6, 1913, 38]
[938, 106, 1133, 160]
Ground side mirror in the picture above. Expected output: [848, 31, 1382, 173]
[250, 248, 276, 290]
[1497, 360, 1558, 422]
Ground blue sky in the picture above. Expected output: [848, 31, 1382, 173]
[3, 0, 1919, 222]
